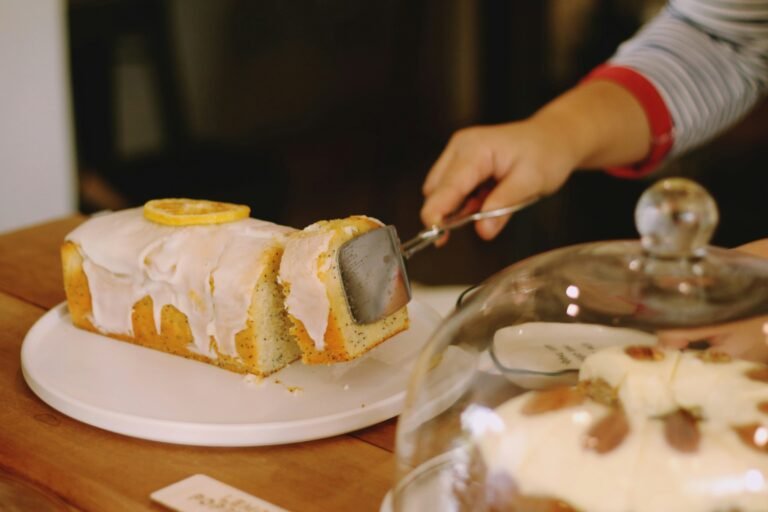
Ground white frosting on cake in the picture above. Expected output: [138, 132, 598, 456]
[631, 420, 768, 512]
[474, 347, 768, 512]
[66, 208, 294, 357]
[673, 355, 768, 427]
[580, 346, 681, 420]
[278, 223, 334, 350]
[478, 397, 640, 511]
[278, 217, 383, 352]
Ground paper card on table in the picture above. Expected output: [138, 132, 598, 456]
[151, 474, 290, 512]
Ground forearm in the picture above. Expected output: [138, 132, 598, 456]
[737, 238, 768, 259]
[609, 3, 768, 157]
[531, 80, 652, 170]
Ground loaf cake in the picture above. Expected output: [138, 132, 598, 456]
[62, 199, 409, 376]
[279, 216, 410, 364]
[461, 345, 768, 512]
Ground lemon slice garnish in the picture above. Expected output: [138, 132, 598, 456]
[143, 198, 250, 226]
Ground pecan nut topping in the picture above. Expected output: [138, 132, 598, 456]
[584, 408, 630, 454]
[580, 378, 619, 408]
[663, 409, 701, 453]
[746, 367, 768, 384]
[624, 345, 664, 361]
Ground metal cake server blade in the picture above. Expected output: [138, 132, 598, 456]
[337, 225, 412, 325]
[338, 196, 538, 324]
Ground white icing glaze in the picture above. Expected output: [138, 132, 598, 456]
[67, 208, 294, 358]
[279, 226, 334, 350]
[277, 216, 384, 351]
[476, 347, 768, 511]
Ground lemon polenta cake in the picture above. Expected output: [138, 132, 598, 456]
[279, 216, 410, 364]
[62, 199, 409, 376]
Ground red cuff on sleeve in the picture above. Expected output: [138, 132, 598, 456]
[583, 64, 674, 178]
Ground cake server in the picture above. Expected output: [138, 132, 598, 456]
[338, 193, 537, 324]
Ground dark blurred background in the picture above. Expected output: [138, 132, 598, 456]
[68, 0, 768, 286]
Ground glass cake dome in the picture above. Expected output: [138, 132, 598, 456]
[392, 178, 768, 512]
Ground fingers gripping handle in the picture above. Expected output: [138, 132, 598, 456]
[403, 181, 538, 259]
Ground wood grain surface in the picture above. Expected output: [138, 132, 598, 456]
[0, 216, 83, 309]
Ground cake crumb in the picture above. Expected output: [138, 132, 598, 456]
[242, 374, 263, 387]
[271, 378, 303, 395]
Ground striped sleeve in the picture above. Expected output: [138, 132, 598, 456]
[595, 0, 768, 172]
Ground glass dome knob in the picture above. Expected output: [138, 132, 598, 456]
[635, 178, 719, 258]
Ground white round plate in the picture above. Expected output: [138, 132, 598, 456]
[381, 491, 393, 512]
[21, 300, 440, 446]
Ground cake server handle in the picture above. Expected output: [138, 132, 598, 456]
[400, 195, 538, 259]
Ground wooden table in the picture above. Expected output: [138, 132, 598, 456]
[0, 216, 399, 512]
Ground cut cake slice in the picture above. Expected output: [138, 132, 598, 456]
[279, 216, 410, 364]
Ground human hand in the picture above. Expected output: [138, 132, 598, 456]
[420, 80, 656, 242]
[420, 117, 579, 241]
[659, 316, 768, 364]
[735, 238, 768, 259]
